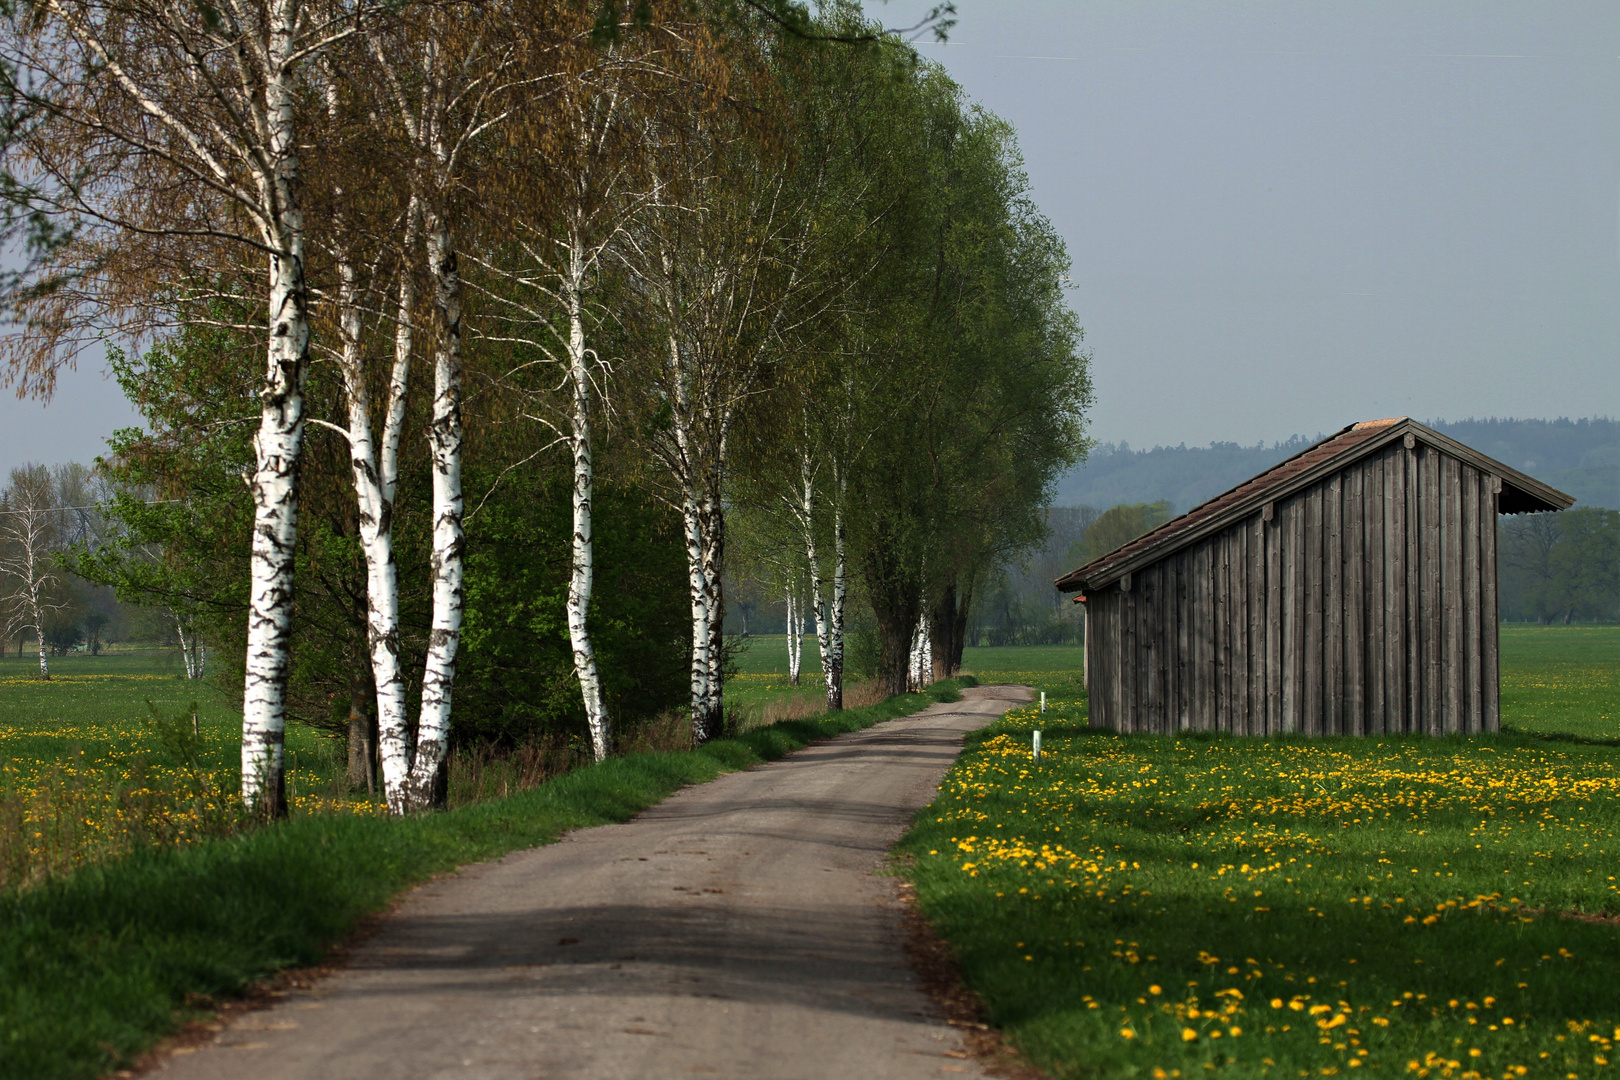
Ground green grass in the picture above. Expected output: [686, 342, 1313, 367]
[0, 650, 344, 801]
[1499, 626, 1619, 741]
[961, 644, 1088, 701]
[900, 629, 1620, 1080]
[0, 677, 974, 1080]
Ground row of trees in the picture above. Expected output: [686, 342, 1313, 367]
[1500, 508, 1619, 624]
[0, 0, 1090, 816]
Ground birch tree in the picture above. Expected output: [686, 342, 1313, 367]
[469, 19, 686, 761]
[621, 139, 799, 742]
[0, 0, 370, 815]
[0, 465, 65, 679]
[349, 1, 536, 808]
[302, 49, 423, 810]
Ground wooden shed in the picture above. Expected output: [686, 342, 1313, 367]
[1054, 418, 1573, 736]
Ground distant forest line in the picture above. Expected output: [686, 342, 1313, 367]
[1055, 417, 1618, 515]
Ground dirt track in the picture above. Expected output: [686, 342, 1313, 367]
[152, 684, 1031, 1080]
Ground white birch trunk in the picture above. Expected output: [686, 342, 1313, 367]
[332, 186, 417, 813]
[798, 452, 831, 696]
[683, 485, 714, 743]
[909, 609, 932, 691]
[31, 577, 48, 680]
[373, 220, 418, 813]
[408, 220, 465, 808]
[786, 585, 800, 685]
[825, 476, 847, 710]
[240, 13, 310, 815]
[175, 612, 195, 679]
[700, 488, 726, 732]
[564, 236, 610, 762]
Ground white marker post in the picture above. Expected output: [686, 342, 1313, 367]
[1040, 691, 1046, 713]
[1033, 729, 1042, 762]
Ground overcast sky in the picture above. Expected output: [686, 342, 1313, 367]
[894, 0, 1619, 448]
[1, 0, 1615, 473]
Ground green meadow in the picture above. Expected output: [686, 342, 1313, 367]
[901, 626, 1620, 1080]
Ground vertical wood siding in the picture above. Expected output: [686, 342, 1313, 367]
[1085, 440, 1501, 736]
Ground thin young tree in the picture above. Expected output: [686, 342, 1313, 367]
[469, 17, 687, 761]
[0, 464, 65, 678]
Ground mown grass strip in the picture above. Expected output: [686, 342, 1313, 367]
[0, 678, 973, 1080]
[901, 694, 1620, 1080]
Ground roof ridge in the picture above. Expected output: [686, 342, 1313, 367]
[1053, 418, 1406, 591]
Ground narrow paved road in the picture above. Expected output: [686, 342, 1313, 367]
[154, 684, 1031, 1080]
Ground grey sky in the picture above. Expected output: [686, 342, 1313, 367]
[892, 0, 1619, 447]
[2, 1, 1615, 473]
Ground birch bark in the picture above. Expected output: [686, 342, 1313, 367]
[796, 451, 832, 696]
[174, 613, 195, 679]
[785, 584, 800, 685]
[239, 0, 320, 818]
[408, 219, 465, 808]
[564, 233, 611, 760]
[700, 486, 727, 738]
[682, 483, 715, 742]
[329, 181, 418, 813]
[369, 253, 418, 809]
[825, 473, 847, 710]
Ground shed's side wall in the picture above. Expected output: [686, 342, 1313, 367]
[1086, 442, 1500, 735]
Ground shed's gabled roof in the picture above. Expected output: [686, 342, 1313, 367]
[1054, 417, 1574, 594]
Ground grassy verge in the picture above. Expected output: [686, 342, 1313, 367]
[0, 677, 974, 1080]
[901, 631, 1620, 1080]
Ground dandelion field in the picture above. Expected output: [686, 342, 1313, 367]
[0, 651, 368, 889]
[901, 626, 1620, 1080]
[0, 641, 886, 889]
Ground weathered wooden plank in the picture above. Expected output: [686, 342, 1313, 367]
[1218, 530, 1233, 732]
[1443, 455, 1464, 734]
[1326, 474, 1344, 736]
[1201, 539, 1216, 731]
[1304, 485, 1323, 736]
[1185, 544, 1198, 731]
[1463, 466, 1483, 734]
[1387, 448, 1408, 733]
[1345, 464, 1366, 736]
[1482, 476, 1501, 732]
[1224, 527, 1237, 738]
[1109, 589, 1123, 731]
[1266, 505, 1282, 735]
[1248, 516, 1265, 735]
[1133, 570, 1149, 732]
[1288, 495, 1306, 734]
[1366, 456, 1386, 734]
[1171, 553, 1186, 730]
[1406, 444, 1422, 733]
[1122, 575, 1139, 733]
[1421, 444, 1442, 738]
[1149, 565, 1166, 733]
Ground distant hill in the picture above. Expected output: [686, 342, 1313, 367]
[1056, 417, 1618, 513]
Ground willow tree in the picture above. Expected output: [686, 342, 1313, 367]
[841, 65, 1092, 697]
